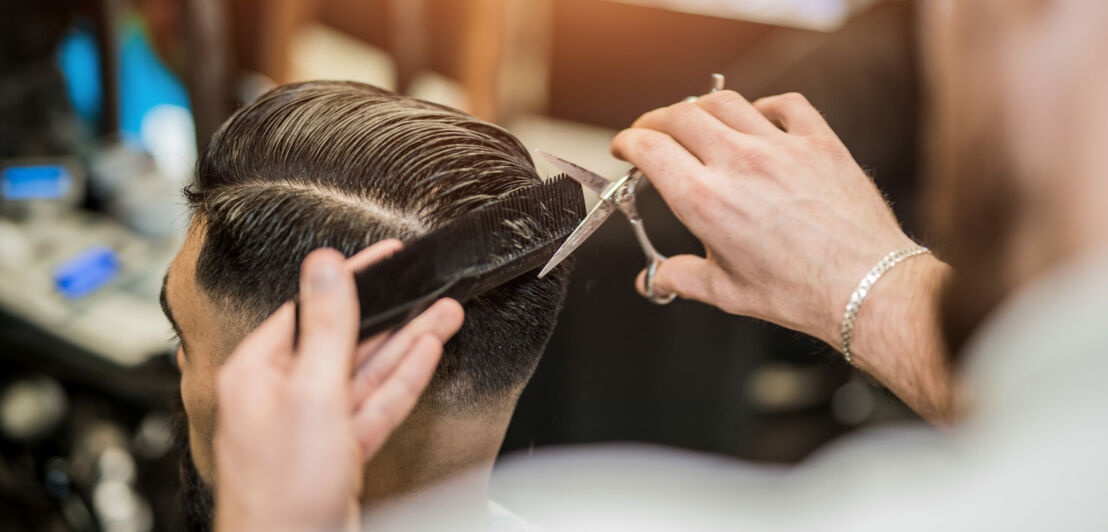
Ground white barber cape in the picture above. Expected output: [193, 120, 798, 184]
[489, 250, 1108, 532]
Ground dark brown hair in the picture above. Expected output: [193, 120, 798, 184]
[186, 80, 570, 409]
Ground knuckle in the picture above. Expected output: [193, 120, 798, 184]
[670, 101, 700, 118]
[808, 132, 843, 154]
[721, 129, 748, 151]
[728, 141, 771, 173]
[611, 129, 634, 155]
[632, 131, 667, 154]
[614, 129, 664, 158]
[779, 92, 810, 108]
[685, 178, 717, 206]
[745, 151, 775, 175]
[632, 107, 666, 128]
[751, 94, 772, 109]
[702, 89, 744, 108]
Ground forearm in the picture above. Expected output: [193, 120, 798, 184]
[846, 255, 961, 423]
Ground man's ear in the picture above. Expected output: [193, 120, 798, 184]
[345, 239, 404, 273]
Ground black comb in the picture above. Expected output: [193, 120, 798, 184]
[351, 174, 585, 340]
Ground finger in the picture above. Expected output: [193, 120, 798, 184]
[295, 248, 360, 387]
[611, 127, 702, 170]
[751, 92, 832, 136]
[218, 306, 295, 417]
[352, 333, 390, 372]
[352, 335, 443, 457]
[693, 90, 781, 135]
[217, 353, 283, 420]
[351, 298, 464, 408]
[226, 302, 297, 374]
[630, 101, 743, 164]
[345, 239, 403, 274]
[634, 254, 730, 307]
[353, 298, 464, 380]
[346, 239, 405, 368]
[610, 128, 709, 222]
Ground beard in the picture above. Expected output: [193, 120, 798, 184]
[173, 408, 215, 532]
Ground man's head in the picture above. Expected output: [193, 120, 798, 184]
[161, 81, 570, 495]
[919, 0, 1108, 351]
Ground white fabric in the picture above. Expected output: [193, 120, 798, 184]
[490, 249, 1108, 531]
[488, 500, 538, 532]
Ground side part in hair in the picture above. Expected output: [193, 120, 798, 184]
[188, 81, 570, 409]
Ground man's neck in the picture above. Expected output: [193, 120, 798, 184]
[359, 403, 514, 509]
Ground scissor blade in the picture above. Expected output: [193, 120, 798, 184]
[535, 150, 612, 195]
[537, 198, 619, 278]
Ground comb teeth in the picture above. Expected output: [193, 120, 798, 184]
[352, 174, 585, 339]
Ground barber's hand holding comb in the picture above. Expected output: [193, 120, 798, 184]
[212, 242, 464, 532]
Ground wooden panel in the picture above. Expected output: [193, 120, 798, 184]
[549, 0, 773, 128]
[315, 0, 469, 80]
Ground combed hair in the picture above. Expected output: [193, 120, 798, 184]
[186, 81, 570, 410]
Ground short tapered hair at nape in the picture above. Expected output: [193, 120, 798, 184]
[185, 81, 570, 411]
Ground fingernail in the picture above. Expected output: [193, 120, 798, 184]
[309, 259, 340, 291]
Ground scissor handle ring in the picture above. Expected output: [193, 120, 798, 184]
[644, 258, 676, 305]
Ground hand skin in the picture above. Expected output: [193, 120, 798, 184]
[611, 91, 959, 422]
[213, 245, 465, 532]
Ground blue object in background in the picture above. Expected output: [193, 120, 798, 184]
[57, 14, 193, 149]
[1, 165, 72, 200]
[117, 15, 192, 148]
[58, 23, 103, 126]
[53, 246, 120, 299]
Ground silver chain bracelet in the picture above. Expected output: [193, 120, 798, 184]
[839, 246, 932, 366]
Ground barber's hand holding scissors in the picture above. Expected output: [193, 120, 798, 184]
[213, 243, 464, 532]
[612, 91, 956, 420]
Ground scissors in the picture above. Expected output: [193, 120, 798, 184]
[536, 74, 726, 305]
[536, 74, 725, 305]
[535, 151, 676, 304]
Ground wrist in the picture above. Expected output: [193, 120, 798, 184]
[814, 235, 921, 348]
[214, 485, 299, 532]
[847, 254, 949, 364]
[839, 246, 934, 365]
[215, 490, 357, 532]
[843, 253, 959, 420]
[216, 510, 345, 532]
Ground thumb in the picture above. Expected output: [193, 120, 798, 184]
[295, 249, 359, 388]
[635, 254, 719, 305]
